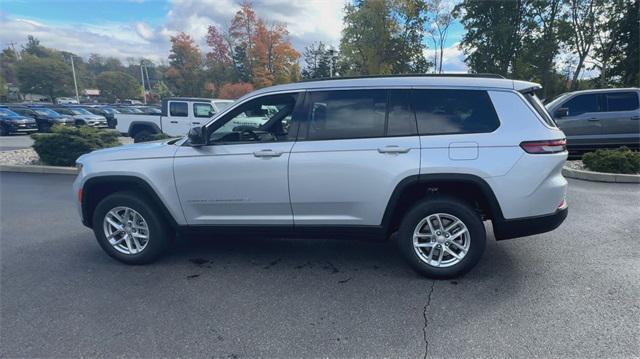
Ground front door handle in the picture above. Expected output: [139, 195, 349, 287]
[170, 120, 178, 124]
[587, 118, 599, 122]
[253, 149, 282, 157]
[378, 145, 410, 154]
[630, 116, 640, 120]
[192, 122, 201, 125]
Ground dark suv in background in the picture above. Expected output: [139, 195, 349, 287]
[8, 106, 75, 131]
[546, 88, 640, 154]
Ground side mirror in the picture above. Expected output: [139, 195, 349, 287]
[208, 110, 216, 117]
[555, 108, 569, 118]
[187, 126, 206, 146]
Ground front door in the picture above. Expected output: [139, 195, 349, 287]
[554, 93, 604, 148]
[173, 92, 302, 226]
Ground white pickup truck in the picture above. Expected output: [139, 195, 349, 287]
[115, 97, 235, 142]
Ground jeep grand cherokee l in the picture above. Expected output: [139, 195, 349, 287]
[74, 75, 568, 278]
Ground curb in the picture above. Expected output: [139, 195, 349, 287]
[0, 164, 78, 175]
[562, 167, 640, 183]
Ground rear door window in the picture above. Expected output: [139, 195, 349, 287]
[412, 89, 499, 135]
[563, 94, 603, 116]
[387, 90, 418, 136]
[169, 102, 188, 117]
[605, 92, 639, 111]
[305, 90, 387, 140]
[193, 103, 213, 118]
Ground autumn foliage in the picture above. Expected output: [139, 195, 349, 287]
[218, 82, 254, 99]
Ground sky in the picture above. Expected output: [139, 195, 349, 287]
[0, 0, 468, 71]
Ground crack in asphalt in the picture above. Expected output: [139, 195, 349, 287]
[422, 280, 436, 359]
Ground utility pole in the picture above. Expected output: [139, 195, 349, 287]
[140, 62, 146, 104]
[70, 55, 80, 103]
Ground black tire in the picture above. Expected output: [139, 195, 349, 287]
[397, 196, 486, 279]
[92, 191, 171, 264]
[133, 130, 153, 143]
[0, 125, 7, 136]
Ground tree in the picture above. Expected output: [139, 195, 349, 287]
[152, 80, 172, 99]
[229, 1, 259, 83]
[598, 0, 639, 86]
[301, 42, 334, 79]
[565, 0, 604, 89]
[455, 0, 531, 76]
[339, 0, 430, 76]
[96, 71, 141, 102]
[218, 82, 254, 99]
[16, 54, 74, 101]
[0, 47, 19, 84]
[206, 25, 237, 87]
[426, 0, 454, 73]
[250, 21, 300, 87]
[22, 35, 51, 58]
[165, 32, 204, 96]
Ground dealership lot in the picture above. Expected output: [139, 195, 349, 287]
[1, 172, 638, 358]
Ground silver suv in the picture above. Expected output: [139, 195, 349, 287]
[74, 75, 569, 278]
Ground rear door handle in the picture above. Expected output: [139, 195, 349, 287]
[192, 122, 201, 125]
[378, 145, 410, 154]
[170, 120, 178, 124]
[253, 149, 282, 157]
[587, 118, 599, 122]
[630, 116, 640, 120]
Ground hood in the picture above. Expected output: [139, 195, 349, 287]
[77, 139, 180, 164]
[1, 115, 36, 123]
[78, 114, 105, 121]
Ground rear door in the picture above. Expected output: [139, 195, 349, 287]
[288, 89, 420, 226]
[599, 91, 640, 146]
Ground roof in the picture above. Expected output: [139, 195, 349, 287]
[558, 87, 640, 96]
[242, 76, 541, 101]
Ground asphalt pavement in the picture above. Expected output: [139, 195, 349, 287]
[1, 172, 638, 358]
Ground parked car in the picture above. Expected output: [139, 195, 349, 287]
[56, 97, 79, 105]
[114, 106, 143, 114]
[115, 97, 238, 142]
[132, 105, 162, 115]
[8, 105, 75, 131]
[74, 75, 568, 278]
[546, 88, 640, 154]
[76, 106, 118, 129]
[0, 107, 38, 135]
[53, 107, 109, 128]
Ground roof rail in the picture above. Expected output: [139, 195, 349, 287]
[299, 73, 506, 82]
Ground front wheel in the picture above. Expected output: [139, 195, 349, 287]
[397, 197, 486, 279]
[133, 130, 153, 143]
[92, 192, 171, 264]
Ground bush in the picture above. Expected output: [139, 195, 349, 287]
[136, 132, 173, 143]
[582, 147, 640, 174]
[31, 125, 120, 166]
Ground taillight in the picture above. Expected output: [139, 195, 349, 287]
[520, 139, 566, 154]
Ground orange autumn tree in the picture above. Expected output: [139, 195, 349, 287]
[165, 32, 204, 96]
[251, 21, 300, 87]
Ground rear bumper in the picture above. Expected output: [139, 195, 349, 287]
[493, 207, 568, 240]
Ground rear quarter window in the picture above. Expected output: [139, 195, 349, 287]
[412, 89, 499, 135]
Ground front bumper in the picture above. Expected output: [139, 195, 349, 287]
[493, 207, 568, 240]
[6, 122, 38, 133]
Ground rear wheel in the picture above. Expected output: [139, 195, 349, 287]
[397, 196, 486, 279]
[133, 130, 153, 143]
[92, 192, 171, 264]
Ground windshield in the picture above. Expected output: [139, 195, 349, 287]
[0, 108, 19, 117]
[214, 101, 233, 111]
[545, 93, 571, 110]
[34, 108, 61, 116]
[70, 108, 92, 115]
[102, 107, 120, 114]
